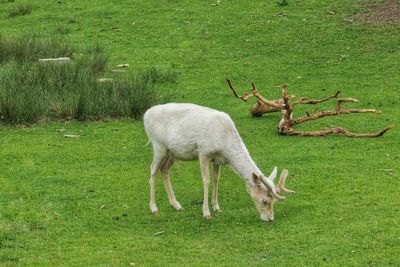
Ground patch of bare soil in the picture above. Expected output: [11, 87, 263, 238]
[354, 0, 400, 24]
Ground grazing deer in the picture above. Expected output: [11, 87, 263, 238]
[143, 103, 294, 221]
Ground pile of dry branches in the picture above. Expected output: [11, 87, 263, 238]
[227, 79, 393, 137]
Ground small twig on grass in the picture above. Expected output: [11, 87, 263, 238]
[153, 231, 165, 236]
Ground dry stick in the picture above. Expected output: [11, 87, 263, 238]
[286, 125, 394, 138]
[251, 83, 285, 110]
[292, 108, 381, 125]
[292, 90, 341, 106]
[39, 57, 71, 64]
[281, 84, 293, 119]
[226, 79, 284, 116]
[336, 98, 357, 110]
[226, 79, 253, 101]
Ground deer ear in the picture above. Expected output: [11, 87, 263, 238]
[252, 173, 261, 185]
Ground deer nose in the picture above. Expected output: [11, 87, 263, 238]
[260, 213, 273, 222]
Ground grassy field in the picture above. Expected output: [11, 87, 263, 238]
[1, 0, 399, 266]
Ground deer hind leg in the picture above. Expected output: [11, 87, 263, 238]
[199, 154, 211, 219]
[212, 163, 221, 212]
[160, 154, 183, 211]
[149, 143, 167, 214]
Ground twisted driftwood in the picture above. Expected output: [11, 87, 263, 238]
[226, 79, 394, 137]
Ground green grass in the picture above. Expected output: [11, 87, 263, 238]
[0, 0, 15, 4]
[7, 3, 32, 17]
[0, 35, 176, 124]
[0, 0, 399, 266]
[0, 61, 174, 124]
[0, 34, 74, 63]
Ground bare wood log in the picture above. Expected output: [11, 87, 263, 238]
[111, 70, 126, 73]
[251, 99, 284, 117]
[97, 78, 113, 83]
[39, 57, 71, 64]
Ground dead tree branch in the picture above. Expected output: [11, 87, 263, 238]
[292, 91, 341, 106]
[277, 84, 393, 137]
[227, 79, 394, 137]
[292, 107, 381, 125]
[226, 79, 284, 116]
[283, 126, 394, 138]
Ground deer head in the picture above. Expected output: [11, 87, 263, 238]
[246, 167, 294, 222]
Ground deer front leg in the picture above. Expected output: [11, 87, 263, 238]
[212, 163, 221, 212]
[199, 154, 211, 219]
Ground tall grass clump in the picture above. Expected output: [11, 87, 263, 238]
[54, 25, 72, 35]
[8, 3, 33, 17]
[79, 44, 108, 73]
[0, 60, 175, 124]
[0, 34, 74, 63]
[73, 71, 160, 121]
[0, 34, 175, 124]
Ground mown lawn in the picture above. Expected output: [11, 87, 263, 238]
[0, 0, 399, 266]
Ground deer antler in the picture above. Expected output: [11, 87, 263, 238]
[277, 169, 295, 194]
[226, 79, 285, 116]
[259, 170, 286, 201]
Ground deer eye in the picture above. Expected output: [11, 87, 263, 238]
[261, 199, 268, 207]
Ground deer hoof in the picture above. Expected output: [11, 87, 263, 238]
[150, 205, 158, 214]
[213, 205, 222, 212]
[203, 214, 212, 220]
[203, 210, 212, 219]
[171, 202, 183, 211]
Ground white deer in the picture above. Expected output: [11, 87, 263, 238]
[143, 103, 294, 221]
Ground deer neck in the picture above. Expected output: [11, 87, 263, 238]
[226, 140, 263, 182]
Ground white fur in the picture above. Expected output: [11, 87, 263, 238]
[144, 103, 282, 220]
